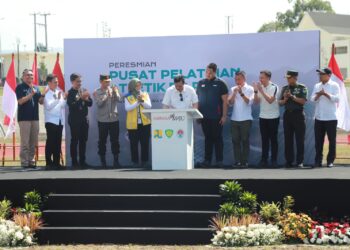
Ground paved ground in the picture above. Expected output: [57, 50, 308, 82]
[1, 165, 350, 180]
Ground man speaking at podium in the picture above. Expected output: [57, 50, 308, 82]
[162, 75, 198, 109]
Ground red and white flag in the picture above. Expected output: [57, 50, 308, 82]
[328, 44, 350, 131]
[32, 53, 39, 86]
[2, 54, 18, 137]
[53, 53, 65, 91]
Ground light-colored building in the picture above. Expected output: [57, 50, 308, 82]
[0, 52, 64, 84]
[298, 12, 350, 82]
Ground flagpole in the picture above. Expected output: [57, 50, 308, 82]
[12, 132, 15, 161]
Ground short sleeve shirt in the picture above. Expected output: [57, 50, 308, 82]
[162, 85, 198, 109]
[258, 82, 280, 119]
[196, 77, 228, 119]
[279, 83, 308, 111]
[15, 82, 41, 121]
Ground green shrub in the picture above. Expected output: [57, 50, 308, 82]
[219, 180, 243, 202]
[240, 191, 258, 213]
[24, 190, 42, 209]
[0, 198, 12, 219]
[259, 201, 281, 224]
[219, 202, 236, 217]
[282, 195, 295, 215]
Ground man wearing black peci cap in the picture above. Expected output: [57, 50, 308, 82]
[279, 70, 308, 168]
[311, 67, 340, 168]
[93, 74, 122, 168]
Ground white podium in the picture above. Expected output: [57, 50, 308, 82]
[142, 109, 203, 170]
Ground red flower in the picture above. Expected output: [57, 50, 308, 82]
[309, 233, 314, 238]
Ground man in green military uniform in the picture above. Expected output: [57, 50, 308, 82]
[279, 70, 308, 168]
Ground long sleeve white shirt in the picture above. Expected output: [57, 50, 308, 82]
[44, 88, 66, 125]
[311, 79, 340, 121]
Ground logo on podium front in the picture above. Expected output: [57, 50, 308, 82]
[177, 129, 184, 138]
[154, 129, 163, 139]
[165, 129, 174, 139]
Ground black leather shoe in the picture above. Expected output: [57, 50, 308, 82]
[100, 155, 107, 168]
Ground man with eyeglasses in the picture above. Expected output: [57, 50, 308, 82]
[15, 69, 45, 168]
[311, 67, 340, 168]
[162, 74, 198, 109]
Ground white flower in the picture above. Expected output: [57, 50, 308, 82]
[25, 236, 32, 244]
[14, 231, 24, 240]
[23, 226, 30, 233]
[316, 238, 323, 244]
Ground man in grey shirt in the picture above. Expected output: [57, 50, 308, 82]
[93, 74, 122, 168]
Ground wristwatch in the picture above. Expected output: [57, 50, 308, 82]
[240, 93, 245, 97]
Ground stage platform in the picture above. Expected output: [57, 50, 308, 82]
[1, 166, 349, 244]
[1, 165, 350, 180]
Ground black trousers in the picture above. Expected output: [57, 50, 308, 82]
[283, 110, 305, 164]
[201, 118, 223, 162]
[69, 118, 89, 164]
[259, 118, 280, 162]
[45, 122, 63, 166]
[98, 121, 120, 157]
[128, 124, 151, 163]
[314, 119, 337, 165]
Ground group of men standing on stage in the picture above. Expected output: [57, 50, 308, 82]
[15, 62, 339, 169]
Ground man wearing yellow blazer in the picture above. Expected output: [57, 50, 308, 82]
[124, 78, 152, 168]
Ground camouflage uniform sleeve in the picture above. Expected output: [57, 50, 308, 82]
[297, 84, 308, 100]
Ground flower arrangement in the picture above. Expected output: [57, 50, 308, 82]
[278, 212, 312, 242]
[0, 219, 34, 247]
[306, 222, 350, 245]
[212, 223, 283, 247]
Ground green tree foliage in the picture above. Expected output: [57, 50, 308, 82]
[258, 0, 334, 32]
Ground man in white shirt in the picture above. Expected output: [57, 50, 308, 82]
[253, 70, 280, 168]
[162, 74, 198, 109]
[43, 74, 66, 169]
[311, 67, 340, 168]
[228, 71, 254, 168]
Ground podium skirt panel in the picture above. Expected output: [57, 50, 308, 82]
[128, 124, 151, 164]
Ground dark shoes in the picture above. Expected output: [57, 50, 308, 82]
[196, 160, 211, 168]
[113, 156, 122, 168]
[100, 155, 107, 168]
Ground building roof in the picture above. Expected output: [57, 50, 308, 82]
[307, 12, 350, 35]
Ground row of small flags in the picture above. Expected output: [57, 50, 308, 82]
[1, 53, 65, 138]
